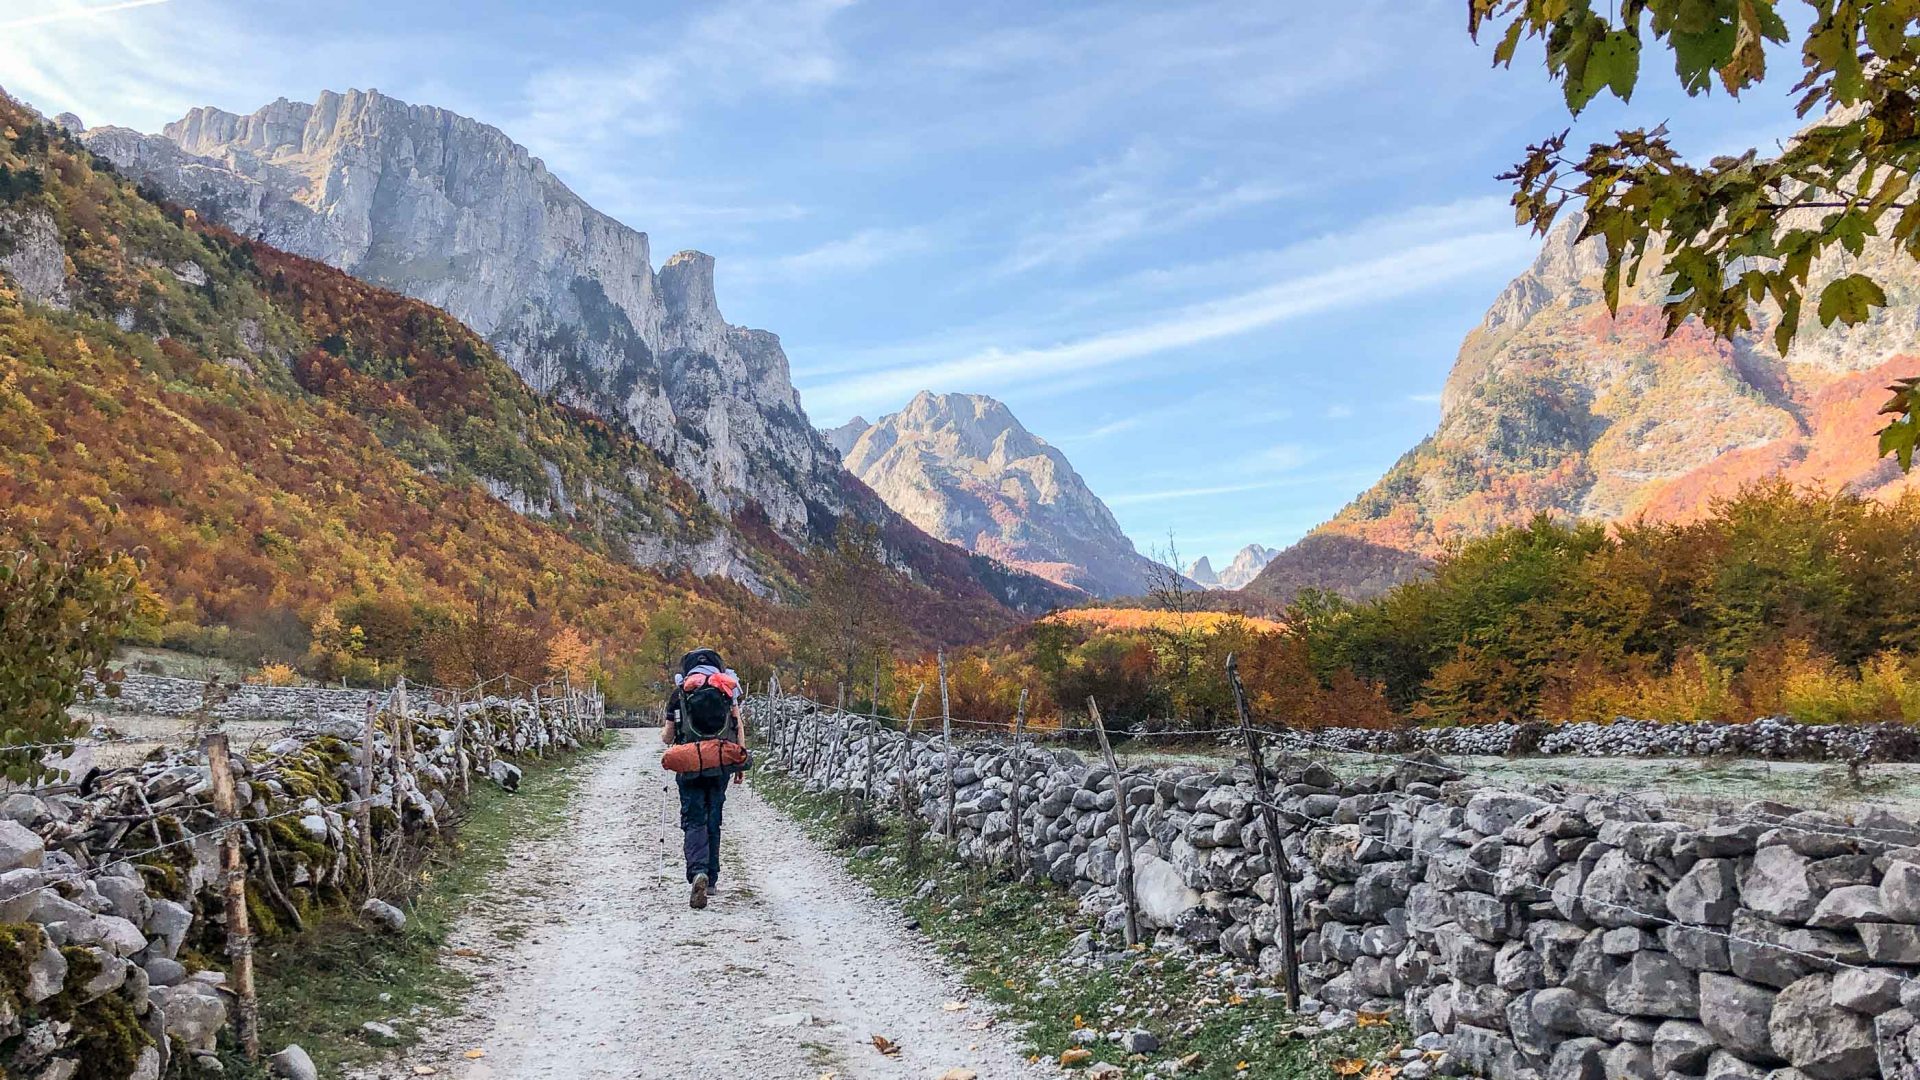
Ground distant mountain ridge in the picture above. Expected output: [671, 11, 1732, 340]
[835, 392, 1162, 597]
[1185, 544, 1276, 590]
[1248, 214, 1920, 602]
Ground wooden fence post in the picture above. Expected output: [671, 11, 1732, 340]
[1227, 654, 1301, 1007]
[1009, 688, 1029, 877]
[453, 689, 471, 799]
[1088, 698, 1139, 947]
[205, 733, 260, 1059]
[862, 715, 877, 803]
[395, 676, 414, 811]
[357, 694, 376, 896]
[530, 684, 544, 759]
[938, 650, 955, 841]
[896, 683, 924, 819]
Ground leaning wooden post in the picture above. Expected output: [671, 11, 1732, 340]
[939, 650, 956, 841]
[1228, 653, 1300, 1008]
[1088, 698, 1140, 947]
[1009, 688, 1029, 877]
[357, 694, 376, 895]
[530, 684, 544, 759]
[395, 676, 414, 811]
[896, 683, 924, 818]
[453, 689, 471, 798]
[862, 715, 878, 804]
[205, 733, 260, 1059]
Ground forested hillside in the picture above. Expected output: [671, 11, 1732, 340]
[0, 92, 1044, 691]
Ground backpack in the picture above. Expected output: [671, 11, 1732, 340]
[675, 670, 739, 742]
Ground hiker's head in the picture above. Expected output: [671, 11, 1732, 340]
[680, 647, 726, 675]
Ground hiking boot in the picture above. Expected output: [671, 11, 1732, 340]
[690, 873, 709, 910]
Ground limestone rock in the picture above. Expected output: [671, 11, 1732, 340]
[1767, 973, 1877, 1079]
[1699, 973, 1779, 1060]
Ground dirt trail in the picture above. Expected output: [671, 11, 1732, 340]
[356, 731, 1045, 1080]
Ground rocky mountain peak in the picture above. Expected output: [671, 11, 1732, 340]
[822, 416, 872, 457]
[1186, 556, 1220, 588]
[85, 88, 849, 542]
[838, 392, 1160, 597]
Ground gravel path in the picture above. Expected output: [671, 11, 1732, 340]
[356, 731, 1046, 1080]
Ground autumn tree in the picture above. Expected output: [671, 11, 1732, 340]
[0, 532, 143, 781]
[794, 523, 901, 699]
[428, 589, 549, 690]
[546, 625, 594, 684]
[1471, 0, 1920, 464]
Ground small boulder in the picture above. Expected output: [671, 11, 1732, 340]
[269, 1045, 318, 1080]
[359, 898, 406, 933]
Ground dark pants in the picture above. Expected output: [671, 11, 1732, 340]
[677, 774, 729, 884]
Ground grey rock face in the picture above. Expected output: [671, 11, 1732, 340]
[1767, 974, 1878, 1079]
[838, 392, 1160, 597]
[1699, 973, 1779, 1060]
[0, 211, 73, 310]
[83, 90, 849, 545]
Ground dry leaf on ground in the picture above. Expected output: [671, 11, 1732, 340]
[870, 1035, 901, 1057]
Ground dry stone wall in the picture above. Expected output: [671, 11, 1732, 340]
[0, 686, 600, 1079]
[754, 698, 1920, 1080]
[85, 673, 410, 724]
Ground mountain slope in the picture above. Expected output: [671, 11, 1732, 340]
[839, 392, 1160, 597]
[74, 88, 1072, 619]
[1249, 216, 1920, 602]
[79, 89, 843, 541]
[0, 92, 1047, 655]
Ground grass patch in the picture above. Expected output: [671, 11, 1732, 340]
[756, 772, 1405, 1079]
[218, 737, 608, 1076]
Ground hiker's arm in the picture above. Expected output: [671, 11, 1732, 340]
[734, 705, 749, 745]
[662, 691, 678, 745]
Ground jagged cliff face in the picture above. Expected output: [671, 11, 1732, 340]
[839, 392, 1159, 597]
[1250, 216, 1920, 600]
[80, 89, 846, 539]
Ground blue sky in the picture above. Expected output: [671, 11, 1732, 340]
[3, 0, 1810, 567]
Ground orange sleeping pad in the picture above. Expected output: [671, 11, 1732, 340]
[662, 739, 748, 774]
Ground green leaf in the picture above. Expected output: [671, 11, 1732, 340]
[1817, 273, 1889, 327]
[1585, 30, 1642, 105]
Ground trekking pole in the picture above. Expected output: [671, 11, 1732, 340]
[1228, 653, 1300, 1008]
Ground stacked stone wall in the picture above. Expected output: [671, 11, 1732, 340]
[0, 689, 600, 1078]
[756, 698, 1920, 1079]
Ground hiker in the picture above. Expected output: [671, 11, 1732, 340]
[661, 647, 750, 909]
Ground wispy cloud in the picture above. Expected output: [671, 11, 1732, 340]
[0, 0, 170, 32]
[800, 207, 1536, 418]
[511, 0, 852, 179]
[726, 226, 931, 285]
[997, 143, 1292, 275]
[1107, 481, 1283, 507]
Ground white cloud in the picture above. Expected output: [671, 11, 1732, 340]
[1325, 403, 1355, 419]
[726, 226, 931, 285]
[0, 0, 170, 32]
[997, 143, 1293, 275]
[800, 209, 1536, 418]
[510, 0, 852, 180]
